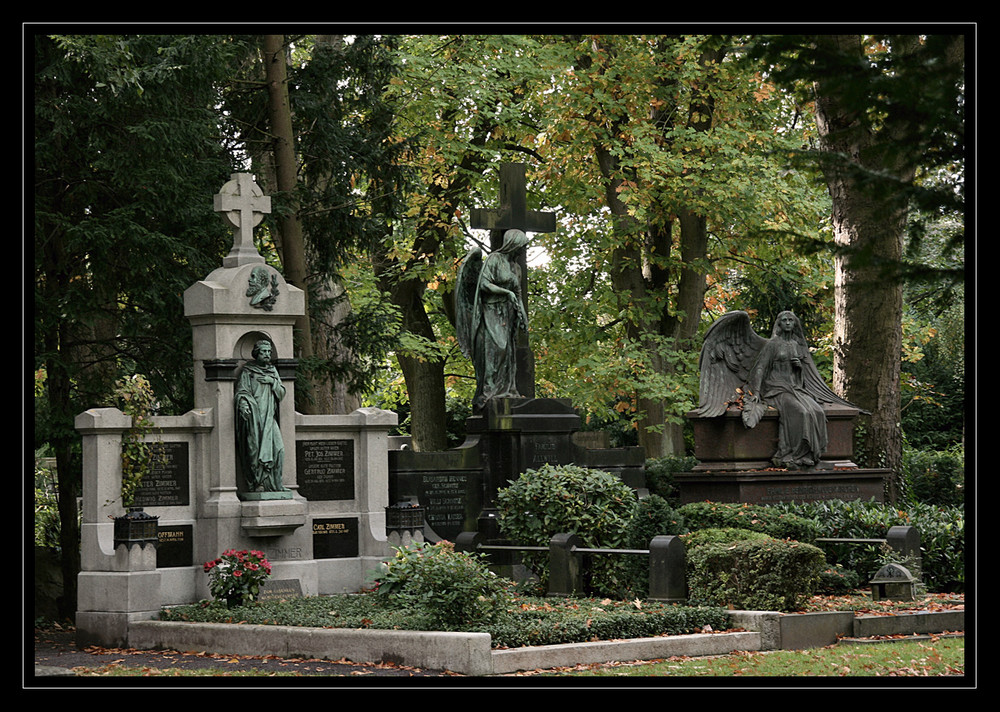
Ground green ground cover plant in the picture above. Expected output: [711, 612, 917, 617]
[159, 593, 730, 649]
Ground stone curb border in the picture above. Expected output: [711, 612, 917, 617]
[121, 608, 963, 676]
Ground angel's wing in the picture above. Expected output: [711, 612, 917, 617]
[455, 247, 483, 359]
[692, 311, 768, 418]
[798, 351, 867, 412]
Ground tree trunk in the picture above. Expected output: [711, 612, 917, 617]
[812, 35, 910, 497]
[391, 277, 449, 452]
[590, 39, 718, 459]
[261, 34, 317, 412]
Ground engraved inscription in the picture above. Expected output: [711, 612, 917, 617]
[297, 439, 354, 501]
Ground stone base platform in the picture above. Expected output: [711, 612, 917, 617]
[674, 467, 888, 505]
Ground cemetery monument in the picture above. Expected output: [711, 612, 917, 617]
[74, 174, 398, 647]
[677, 310, 889, 504]
[389, 164, 646, 545]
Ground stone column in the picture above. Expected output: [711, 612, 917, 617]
[75, 408, 162, 648]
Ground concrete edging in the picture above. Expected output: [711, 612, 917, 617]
[128, 620, 759, 676]
[727, 609, 964, 651]
[127, 608, 964, 676]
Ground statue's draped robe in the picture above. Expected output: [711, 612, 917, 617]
[470, 234, 527, 409]
[235, 362, 286, 491]
[749, 337, 828, 468]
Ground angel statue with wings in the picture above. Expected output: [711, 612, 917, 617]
[455, 229, 530, 409]
[692, 310, 862, 469]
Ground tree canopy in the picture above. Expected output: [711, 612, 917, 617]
[33, 28, 967, 517]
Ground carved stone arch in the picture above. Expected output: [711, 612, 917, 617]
[234, 331, 278, 363]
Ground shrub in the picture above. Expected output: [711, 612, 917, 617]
[497, 464, 638, 597]
[685, 533, 827, 612]
[772, 499, 964, 593]
[644, 455, 698, 504]
[371, 541, 514, 629]
[682, 526, 773, 548]
[816, 563, 863, 594]
[902, 446, 964, 507]
[678, 501, 822, 542]
[620, 494, 687, 596]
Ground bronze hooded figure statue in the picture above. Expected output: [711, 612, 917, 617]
[455, 229, 530, 409]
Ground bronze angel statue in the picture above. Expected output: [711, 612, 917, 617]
[692, 310, 861, 469]
[455, 229, 530, 409]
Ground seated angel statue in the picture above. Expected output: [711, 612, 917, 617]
[692, 310, 862, 469]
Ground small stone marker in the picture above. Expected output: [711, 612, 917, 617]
[870, 562, 917, 601]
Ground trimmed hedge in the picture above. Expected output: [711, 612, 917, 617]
[496, 464, 638, 597]
[770, 499, 964, 593]
[678, 501, 823, 542]
[684, 531, 827, 612]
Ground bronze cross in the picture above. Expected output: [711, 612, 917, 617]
[470, 163, 557, 250]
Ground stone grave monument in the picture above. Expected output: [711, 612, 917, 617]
[75, 174, 398, 647]
[675, 310, 889, 504]
[389, 164, 646, 545]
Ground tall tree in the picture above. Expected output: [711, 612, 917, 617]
[754, 33, 965, 497]
[374, 34, 554, 450]
[34, 33, 249, 617]
[534, 35, 823, 456]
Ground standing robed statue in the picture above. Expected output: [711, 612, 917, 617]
[455, 229, 530, 409]
[235, 339, 288, 492]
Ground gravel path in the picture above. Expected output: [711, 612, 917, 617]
[30, 626, 456, 681]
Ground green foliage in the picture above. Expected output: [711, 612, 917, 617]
[682, 526, 773, 548]
[113, 374, 164, 507]
[370, 541, 514, 629]
[620, 494, 688, 596]
[816, 563, 863, 595]
[678, 501, 823, 542]
[770, 499, 964, 593]
[161, 593, 729, 649]
[487, 599, 729, 649]
[644, 455, 699, 504]
[496, 464, 638, 596]
[33, 453, 61, 550]
[685, 534, 827, 612]
[901, 445, 964, 507]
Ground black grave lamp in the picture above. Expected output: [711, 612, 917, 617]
[113, 507, 160, 549]
[385, 500, 426, 536]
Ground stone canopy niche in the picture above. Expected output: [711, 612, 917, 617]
[185, 174, 307, 535]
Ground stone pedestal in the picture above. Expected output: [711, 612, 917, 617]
[389, 398, 646, 543]
[76, 541, 161, 648]
[678, 404, 887, 504]
[686, 404, 860, 471]
[673, 467, 888, 505]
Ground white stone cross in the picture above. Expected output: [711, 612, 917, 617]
[214, 173, 271, 267]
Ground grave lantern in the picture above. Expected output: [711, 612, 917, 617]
[113, 507, 160, 549]
[385, 501, 426, 544]
[869, 562, 917, 601]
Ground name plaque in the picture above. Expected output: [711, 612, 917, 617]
[133, 441, 190, 507]
[258, 579, 303, 601]
[422, 472, 471, 539]
[313, 517, 359, 559]
[297, 440, 355, 501]
[155, 524, 193, 568]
